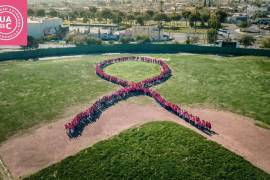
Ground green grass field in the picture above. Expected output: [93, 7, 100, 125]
[25, 121, 270, 180]
[0, 54, 269, 143]
[106, 55, 270, 125]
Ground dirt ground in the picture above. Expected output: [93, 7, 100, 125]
[0, 97, 270, 179]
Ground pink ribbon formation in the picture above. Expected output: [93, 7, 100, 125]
[65, 56, 212, 138]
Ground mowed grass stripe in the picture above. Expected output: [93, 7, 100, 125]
[24, 121, 270, 179]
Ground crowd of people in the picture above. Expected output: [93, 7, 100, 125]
[96, 56, 172, 88]
[65, 56, 212, 138]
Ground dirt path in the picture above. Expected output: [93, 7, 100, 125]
[0, 97, 270, 178]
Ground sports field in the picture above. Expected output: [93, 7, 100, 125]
[0, 54, 269, 179]
[0, 54, 269, 142]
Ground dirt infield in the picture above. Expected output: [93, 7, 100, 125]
[0, 97, 270, 178]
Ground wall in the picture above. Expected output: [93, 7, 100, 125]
[0, 44, 269, 61]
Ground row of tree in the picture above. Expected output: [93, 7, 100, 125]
[28, 7, 228, 29]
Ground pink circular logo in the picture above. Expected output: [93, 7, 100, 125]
[0, 5, 23, 41]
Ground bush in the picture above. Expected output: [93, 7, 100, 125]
[185, 35, 199, 44]
[239, 35, 256, 47]
[120, 37, 133, 44]
[260, 38, 270, 49]
[239, 21, 248, 28]
[73, 35, 88, 46]
[86, 37, 102, 45]
[136, 35, 151, 44]
[185, 36, 191, 44]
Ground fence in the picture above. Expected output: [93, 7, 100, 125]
[0, 44, 270, 61]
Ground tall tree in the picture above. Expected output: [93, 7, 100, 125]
[188, 11, 200, 30]
[207, 28, 217, 43]
[208, 15, 221, 29]
[159, 0, 164, 12]
[182, 10, 191, 27]
[101, 9, 113, 23]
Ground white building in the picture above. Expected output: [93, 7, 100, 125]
[28, 17, 63, 39]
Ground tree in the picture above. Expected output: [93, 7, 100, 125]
[127, 14, 135, 25]
[216, 9, 228, 23]
[73, 10, 80, 18]
[188, 12, 200, 29]
[112, 15, 123, 25]
[207, 28, 217, 43]
[36, 9, 45, 17]
[49, 9, 57, 17]
[28, 8, 35, 16]
[101, 9, 113, 23]
[182, 10, 191, 26]
[171, 13, 182, 21]
[68, 13, 77, 21]
[170, 13, 182, 28]
[153, 13, 169, 40]
[208, 15, 221, 29]
[239, 35, 256, 47]
[136, 16, 145, 26]
[185, 36, 191, 44]
[200, 12, 210, 27]
[22, 36, 39, 49]
[154, 13, 170, 22]
[260, 38, 270, 49]
[252, 0, 262, 7]
[112, 11, 124, 25]
[89, 6, 97, 16]
[146, 10, 155, 19]
[252, 11, 268, 19]
[159, 0, 164, 12]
